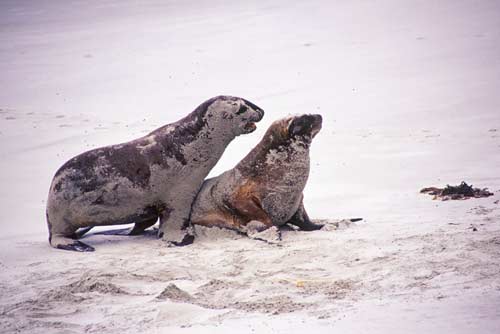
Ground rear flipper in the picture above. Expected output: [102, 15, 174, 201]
[50, 234, 95, 252]
[286, 200, 324, 231]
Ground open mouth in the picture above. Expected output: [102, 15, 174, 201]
[243, 122, 257, 133]
[310, 115, 322, 137]
[241, 108, 264, 134]
[311, 123, 322, 137]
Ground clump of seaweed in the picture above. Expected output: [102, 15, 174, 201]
[441, 182, 476, 197]
[420, 181, 493, 201]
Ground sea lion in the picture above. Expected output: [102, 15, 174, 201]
[46, 96, 264, 251]
[190, 114, 323, 241]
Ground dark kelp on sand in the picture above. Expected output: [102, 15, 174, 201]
[420, 181, 494, 201]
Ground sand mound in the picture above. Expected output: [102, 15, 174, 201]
[156, 284, 194, 302]
[66, 273, 127, 295]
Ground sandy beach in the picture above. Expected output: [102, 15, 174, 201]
[1, 0, 500, 332]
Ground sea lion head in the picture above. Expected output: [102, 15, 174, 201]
[204, 96, 264, 136]
[235, 113, 322, 178]
[265, 114, 322, 147]
[287, 114, 322, 142]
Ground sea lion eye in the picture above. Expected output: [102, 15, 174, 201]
[291, 124, 302, 135]
[236, 104, 248, 115]
[288, 118, 303, 136]
[288, 116, 313, 137]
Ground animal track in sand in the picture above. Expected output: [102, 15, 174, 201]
[65, 274, 128, 295]
[293, 278, 356, 300]
[159, 287, 312, 315]
[196, 279, 244, 294]
[316, 219, 358, 231]
[230, 295, 309, 315]
[152, 273, 355, 316]
[0, 271, 134, 332]
[467, 205, 497, 215]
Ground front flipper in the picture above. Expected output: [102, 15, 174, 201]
[229, 195, 281, 244]
[230, 194, 274, 228]
[286, 200, 323, 231]
[158, 208, 195, 247]
[245, 222, 281, 244]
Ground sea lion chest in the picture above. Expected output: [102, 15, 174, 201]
[258, 143, 310, 225]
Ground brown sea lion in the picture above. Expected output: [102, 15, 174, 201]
[190, 114, 323, 242]
[46, 96, 264, 251]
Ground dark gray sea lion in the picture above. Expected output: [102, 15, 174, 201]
[46, 96, 264, 251]
[190, 114, 323, 242]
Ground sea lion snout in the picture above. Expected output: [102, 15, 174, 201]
[238, 99, 264, 134]
[206, 96, 264, 135]
[251, 106, 264, 122]
[242, 99, 264, 118]
[288, 114, 323, 139]
[310, 114, 322, 137]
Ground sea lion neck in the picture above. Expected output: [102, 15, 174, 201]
[152, 97, 212, 141]
[236, 125, 309, 177]
[151, 104, 236, 163]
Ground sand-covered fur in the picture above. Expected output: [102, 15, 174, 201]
[191, 114, 323, 242]
[2, 0, 500, 332]
[46, 96, 264, 251]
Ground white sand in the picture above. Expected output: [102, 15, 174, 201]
[1, 0, 500, 333]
